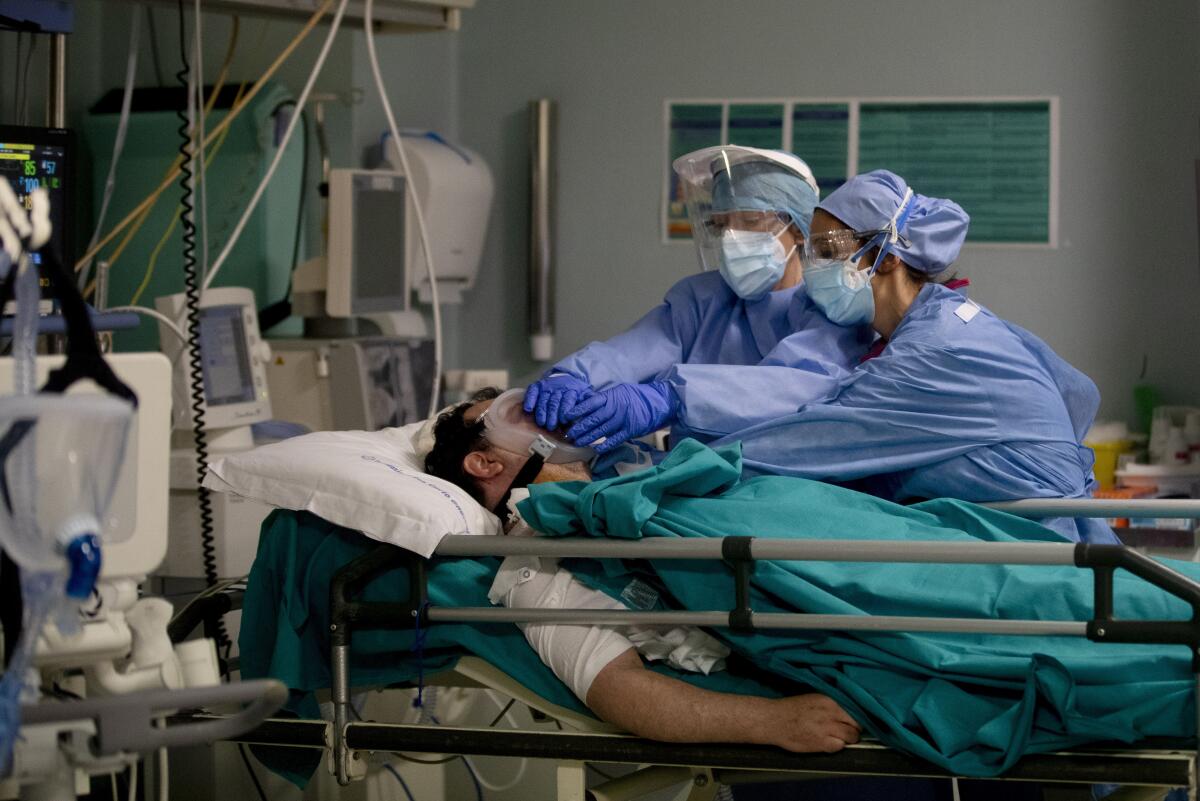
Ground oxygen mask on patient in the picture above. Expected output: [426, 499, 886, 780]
[481, 388, 595, 464]
[480, 389, 594, 525]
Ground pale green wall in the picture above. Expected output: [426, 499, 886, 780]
[451, 0, 1200, 424]
[52, 0, 1200, 423]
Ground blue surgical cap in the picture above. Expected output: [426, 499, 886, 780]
[711, 156, 819, 238]
[817, 170, 970, 275]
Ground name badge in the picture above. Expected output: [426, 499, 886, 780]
[954, 300, 981, 323]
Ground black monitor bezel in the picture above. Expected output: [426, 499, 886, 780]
[0, 125, 74, 268]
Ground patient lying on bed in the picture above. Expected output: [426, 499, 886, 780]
[424, 388, 862, 754]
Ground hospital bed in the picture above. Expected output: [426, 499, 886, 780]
[189, 424, 1200, 798]
[173, 498, 1200, 801]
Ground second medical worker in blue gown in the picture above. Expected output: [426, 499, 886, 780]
[523, 145, 874, 446]
[706, 170, 1117, 544]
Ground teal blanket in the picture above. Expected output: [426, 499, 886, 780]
[517, 439, 1198, 777]
[240, 508, 782, 786]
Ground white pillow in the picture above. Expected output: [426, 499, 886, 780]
[203, 422, 499, 556]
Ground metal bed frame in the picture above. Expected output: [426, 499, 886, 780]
[186, 498, 1200, 800]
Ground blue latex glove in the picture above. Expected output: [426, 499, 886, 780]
[523, 374, 595, 430]
[565, 381, 679, 454]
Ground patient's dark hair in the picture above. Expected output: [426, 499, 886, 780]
[424, 386, 502, 504]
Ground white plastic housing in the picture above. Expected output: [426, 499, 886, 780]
[383, 134, 494, 304]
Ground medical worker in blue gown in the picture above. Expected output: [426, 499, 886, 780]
[522, 145, 875, 447]
[708, 170, 1113, 545]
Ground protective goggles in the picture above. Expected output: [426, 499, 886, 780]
[480, 389, 595, 465]
[803, 228, 912, 270]
[699, 210, 792, 239]
[804, 188, 916, 274]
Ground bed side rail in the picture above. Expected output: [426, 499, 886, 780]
[329, 543, 428, 784]
[328, 535, 1200, 785]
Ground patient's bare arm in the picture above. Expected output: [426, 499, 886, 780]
[585, 648, 861, 753]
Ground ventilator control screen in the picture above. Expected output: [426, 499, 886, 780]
[198, 305, 256, 406]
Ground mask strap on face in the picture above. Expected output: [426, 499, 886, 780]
[491, 435, 558, 524]
[775, 215, 800, 261]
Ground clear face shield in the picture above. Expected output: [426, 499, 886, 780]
[480, 389, 595, 465]
[674, 148, 799, 273]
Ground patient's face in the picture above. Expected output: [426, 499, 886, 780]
[463, 399, 592, 509]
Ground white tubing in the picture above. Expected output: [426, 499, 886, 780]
[460, 690, 528, 792]
[364, 0, 442, 418]
[202, 0, 351, 293]
[157, 730, 169, 801]
[104, 305, 188, 345]
[127, 760, 138, 801]
[80, 8, 140, 290]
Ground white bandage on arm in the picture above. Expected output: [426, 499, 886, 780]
[501, 563, 637, 701]
[488, 512, 730, 703]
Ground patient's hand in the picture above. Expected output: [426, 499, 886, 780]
[586, 649, 861, 753]
[767, 694, 861, 753]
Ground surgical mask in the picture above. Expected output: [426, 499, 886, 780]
[804, 258, 875, 327]
[718, 229, 795, 301]
[803, 187, 916, 327]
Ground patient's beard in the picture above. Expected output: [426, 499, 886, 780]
[535, 461, 592, 484]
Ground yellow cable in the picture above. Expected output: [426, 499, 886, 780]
[128, 80, 248, 306]
[100, 204, 153, 277]
[83, 205, 151, 299]
[74, 0, 332, 275]
[128, 208, 182, 307]
[85, 19, 243, 299]
[207, 17, 240, 116]
[94, 18, 240, 283]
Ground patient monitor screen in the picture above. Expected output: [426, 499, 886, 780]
[352, 174, 408, 312]
[0, 125, 71, 267]
[198, 305, 255, 406]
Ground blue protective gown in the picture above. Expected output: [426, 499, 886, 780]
[711, 283, 1117, 544]
[552, 271, 875, 445]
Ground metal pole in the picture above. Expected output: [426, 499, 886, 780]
[427, 607, 1088, 637]
[47, 34, 67, 128]
[985, 498, 1200, 519]
[435, 535, 1079, 566]
[528, 98, 555, 361]
[331, 643, 351, 785]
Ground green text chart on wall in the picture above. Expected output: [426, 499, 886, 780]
[664, 98, 1056, 246]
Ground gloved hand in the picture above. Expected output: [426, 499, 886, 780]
[523, 373, 595, 430]
[565, 381, 678, 454]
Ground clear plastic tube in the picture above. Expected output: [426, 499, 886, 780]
[79, 10, 140, 290]
[0, 571, 61, 772]
[12, 256, 39, 396]
[11, 256, 41, 589]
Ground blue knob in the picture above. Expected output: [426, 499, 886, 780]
[64, 534, 102, 599]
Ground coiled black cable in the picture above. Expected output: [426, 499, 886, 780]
[176, 0, 228, 655]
